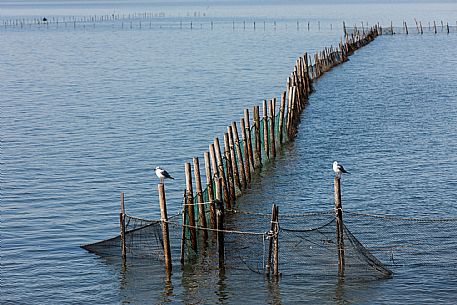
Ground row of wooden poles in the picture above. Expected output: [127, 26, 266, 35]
[386, 19, 454, 35]
[119, 25, 380, 274]
[3, 18, 344, 31]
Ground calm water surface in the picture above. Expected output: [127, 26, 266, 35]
[2, 1, 457, 304]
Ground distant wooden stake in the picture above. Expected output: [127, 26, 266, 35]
[120, 192, 126, 261]
[158, 183, 172, 271]
[334, 176, 345, 276]
[185, 162, 197, 251]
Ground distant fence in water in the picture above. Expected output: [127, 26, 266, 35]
[3, 14, 456, 33]
[82, 22, 456, 280]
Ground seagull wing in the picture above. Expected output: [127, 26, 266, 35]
[162, 170, 174, 179]
[338, 164, 349, 174]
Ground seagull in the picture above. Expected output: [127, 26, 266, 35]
[333, 161, 349, 177]
[155, 167, 174, 183]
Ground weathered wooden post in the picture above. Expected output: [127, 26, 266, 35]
[253, 105, 262, 167]
[263, 100, 269, 160]
[204, 151, 216, 229]
[278, 91, 286, 144]
[240, 117, 251, 184]
[232, 121, 247, 191]
[334, 176, 345, 276]
[193, 157, 208, 240]
[244, 109, 255, 172]
[224, 132, 236, 207]
[267, 204, 279, 276]
[214, 137, 230, 207]
[185, 162, 197, 251]
[120, 192, 127, 261]
[269, 98, 276, 158]
[273, 204, 279, 276]
[158, 183, 172, 271]
[228, 125, 241, 192]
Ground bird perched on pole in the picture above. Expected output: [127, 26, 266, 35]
[333, 161, 349, 178]
[155, 167, 174, 183]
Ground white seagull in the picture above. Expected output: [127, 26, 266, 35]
[155, 167, 174, 183]
[333, 161, 349, 177]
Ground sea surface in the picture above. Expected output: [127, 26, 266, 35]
[1, 1, 457, 304]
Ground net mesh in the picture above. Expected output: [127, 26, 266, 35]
[82, 208, 457, 281]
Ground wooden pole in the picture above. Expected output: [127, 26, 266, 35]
[204, 151, 216, 229]
[228, 125, 241, 193]
[232, 122, 247, 191]
[263, 100, 269, 160]
[269, 98, 276, 158]
[185, 162, 197, 251]
[278, 91, 286, 144]
[267, 203, 276, 274]
[193, 157, 208, 240]
[286, 85, 293, 136]
[334, 176, 345, 276]
[120, 192, 126, 261]
[240, 117, 251, 184]
[244, 109, 255, 172]
[224, 132, 235, 207]
[253, 105, 262, 167]
[214, 137, 230, 208]
[158, 183, 172, 271]
[273, 204, 279, 276]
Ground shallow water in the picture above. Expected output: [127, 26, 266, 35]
[2, 1, 457, 304]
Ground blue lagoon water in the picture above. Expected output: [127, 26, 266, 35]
[2, 1, 457, 304]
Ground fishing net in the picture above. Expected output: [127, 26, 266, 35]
[82, 206, 457, 282]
